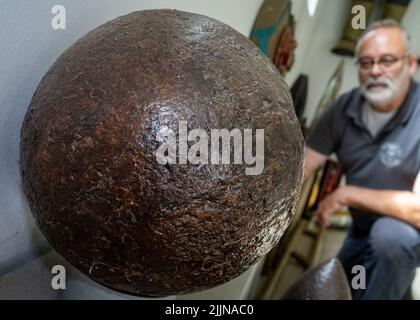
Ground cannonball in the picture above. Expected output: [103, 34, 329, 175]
[20, 9, 304, 296]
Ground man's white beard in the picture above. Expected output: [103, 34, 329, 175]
[361, 64, 409, 111]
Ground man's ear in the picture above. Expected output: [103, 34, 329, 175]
[408, 53, 418, 76]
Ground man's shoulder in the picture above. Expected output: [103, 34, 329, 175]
[406, 81, 420, 122]
[327, 87, 362, 118]
[411, 80, 420, 102]
[334, 87, 361, 107]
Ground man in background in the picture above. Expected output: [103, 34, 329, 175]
[305, 19, 420, 299]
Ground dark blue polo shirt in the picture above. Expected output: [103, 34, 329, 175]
[307, 81, 420, 234]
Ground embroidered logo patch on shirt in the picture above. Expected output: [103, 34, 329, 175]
[379, 142, 403, 168]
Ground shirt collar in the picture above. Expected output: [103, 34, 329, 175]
[345, 80, 419, 129]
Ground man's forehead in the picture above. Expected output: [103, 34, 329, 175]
[359, 27, 407, 56]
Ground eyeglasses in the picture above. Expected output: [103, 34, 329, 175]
[356, 54, 409, 71]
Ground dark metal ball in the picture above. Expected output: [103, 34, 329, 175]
[20, 9, 304, 296]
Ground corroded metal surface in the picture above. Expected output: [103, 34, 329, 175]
[282, 258, 352, 300]
[20, 10, 305, 296]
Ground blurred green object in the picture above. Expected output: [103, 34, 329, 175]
[332, 0, 412, 56]
[382, 0, 412, 23]
[332, 0, 376, 56]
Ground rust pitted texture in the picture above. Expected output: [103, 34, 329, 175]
[282, 259, 352, 300]
[20, 10, 305, 296]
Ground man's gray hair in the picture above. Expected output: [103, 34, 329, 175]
[355, 19, 411, 56]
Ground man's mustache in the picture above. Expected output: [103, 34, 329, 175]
[364, 77, 392, 90]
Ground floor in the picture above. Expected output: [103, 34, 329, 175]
[268, 220, 420, 300]
[272, 223, 348, 298]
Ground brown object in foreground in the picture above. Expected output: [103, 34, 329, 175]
[281, 258, 352, 300]
[20, 10, 305, 297]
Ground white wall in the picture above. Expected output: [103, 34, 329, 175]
[0, 0, 264, 275]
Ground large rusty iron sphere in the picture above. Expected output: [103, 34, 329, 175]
[20, 10, 304, 296]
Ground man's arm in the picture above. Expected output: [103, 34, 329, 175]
[316, 172, 420, 229]
[304, 147, 328, 179]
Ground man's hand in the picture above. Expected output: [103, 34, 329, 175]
[314, 181, 420, 230]
[315, 186, 349, 228]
